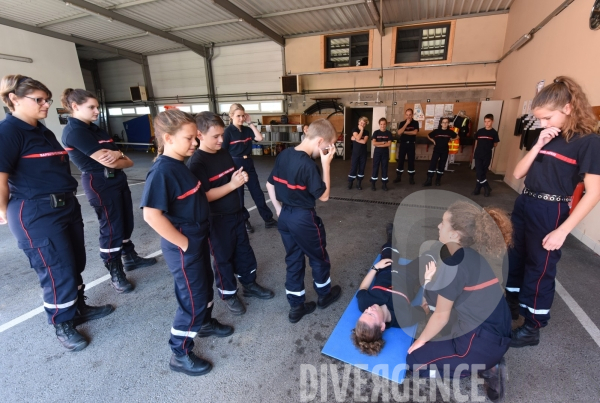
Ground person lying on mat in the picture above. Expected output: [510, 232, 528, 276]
[351, 231, 435, 356]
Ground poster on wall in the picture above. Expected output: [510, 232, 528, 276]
[56, 108, 70, 125]
[413, 103, 425, 120]
[425, 104, 435, 117]
[444, 104, 454, 116]
[425, 118, 435, 131]
[434, 104, 444, 117]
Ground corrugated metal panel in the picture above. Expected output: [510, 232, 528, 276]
[0, 0, 81, 26]
[108, 35, 184, 54]
[173, 23, 265, 46]
[383, 0, 512, 25]
[97, 58, 144, 102]
[212, 41, 282, 95]
[76, 46, 120, 60]
[147, 50, 207, 98]
[46, 15, 144, 42]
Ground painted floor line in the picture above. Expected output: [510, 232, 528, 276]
[555, 279, 600, 349]
[0, 200, 269, 334]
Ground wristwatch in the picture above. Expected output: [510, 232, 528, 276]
[120, 151, 125, 159]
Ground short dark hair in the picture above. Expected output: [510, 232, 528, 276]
[378, 117, 387, 124]
[405, 108, 414, 113]
[441, 117, 450, 123]
[484, 114, 494, 121]
[195, 111, 225, 133]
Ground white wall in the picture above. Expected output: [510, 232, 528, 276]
[97, 58, 144, 102]
[0, 24, 85, 138]
[148, 51, 207, 98]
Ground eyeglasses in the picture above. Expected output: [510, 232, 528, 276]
[24, 96, 53, 106]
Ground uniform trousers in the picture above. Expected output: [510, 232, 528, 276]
[231, 157, 273, 222]
[371, 150, 390, 182]
[396, 142, 416, 174]
[348, 151, 367, 181]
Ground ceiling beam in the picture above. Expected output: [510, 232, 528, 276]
[211, 0, 285, 46]
[365, 0, 384, 36]
[256, 0, 365, 19]
[62, 0, 206, 58]
[0, 16, 143, 64]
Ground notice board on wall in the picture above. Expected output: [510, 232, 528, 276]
[402, 102, 480, 138]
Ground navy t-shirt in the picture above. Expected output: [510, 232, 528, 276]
[399, 119, 420, 143]
[372, 130, 392, 153]
[267, 148, 326, 209]
[62, 117, 120, 173]
[140, 155, 209, 226]
[525, 133, 600, 196]
[0, 113, 77, 199]
[474, 128, 499, 158]
[187, 149, 240, 215]
[424, 247, 511, 338]
[222, 123, 256, 157]
[351, 127, 369, 155]
[429, 128, 457, 153]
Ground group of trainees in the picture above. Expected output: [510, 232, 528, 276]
[350, 76, 600, 401]
[347, 109, 500, 195]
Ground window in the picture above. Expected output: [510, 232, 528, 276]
[121, 108, 136, 115]
[260, 102, 283, 113]
[219, 103, 232, 114]
[176, 105, 191, 113]
[242, 103, 260, 112]
[394, 23, 451, 64]
[135, 106, 151, 115]
[325, 32, 370, 69]
[108, 108, 122, 116]
[192, 104, 210, 113]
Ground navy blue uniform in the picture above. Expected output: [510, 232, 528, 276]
[62, 117, 135, 263]
[396, 119, 420, 176]
[222, 123, 273, 223]
[348, 127, 369, 183]
[427, 128, 457, 178]
[507, 133, 600, 328]
[140, 155, 213, 356]
[0, 114, 84, 325]
[268, 148, 331, 306]
[473, 128, 499, 187]
[370, 130, 392, 183]
[408, 247, 511, 377]
[187, 149, 258, 299]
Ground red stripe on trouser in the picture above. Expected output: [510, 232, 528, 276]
[178, 236, 195, 354]
[208, 238, 227, 300]
[19, 201, 59, 324]
[89, 176, 114, 260]
[532, 203, 561, 328]
[310, 210, 328, 263]
[414, 333, 476, 372]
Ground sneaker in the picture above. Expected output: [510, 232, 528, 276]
[264, 218, 278, 229]
[289, 302, 317, 323]
[242, 281, 274, 299]
[54, 320, 88, 352]
[317, 285, 342, 309]
[245, 220, 254, 234]
[224, 294, 246, 315]
[169, 352, 212, 376]
[197, 318, 234, 338]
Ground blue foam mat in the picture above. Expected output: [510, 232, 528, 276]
[321, 255, 420, 383]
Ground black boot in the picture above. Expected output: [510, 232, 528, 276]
[347, 180, 354, 190]
[169, 352, 212, 376]
[242, 281, 275, 299]
[356, 179, 363, 190]
[105, 260, 133, 293]
[505, 292, 520, 320]
[423, 176, 433, 187]
[435, 174, 442, 186]
[245, 220, 254, 234]
[197, 318, 234, 338]
[73, 288, 115, 327]
[317, 285, 342, 309]
[264, 218, 278, 229]
[393, 172, 402, 183]
[409, 174, 415, 185]
[472, 183, 482, 195]
[54, 320, 88, 351]
[371, 181, 376, 191]
[510, 322, 540, 348]
[381, 182, 388, 191]
[481, 357, 507, 403]
[289, 302, 317, 323]
[483, 182, 492, 197]
[225, 294, 246, 315]
[123, 250, 157, 272]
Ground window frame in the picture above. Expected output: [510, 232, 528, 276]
[321, 30, 373, 71]
[391, 20, 456, 66]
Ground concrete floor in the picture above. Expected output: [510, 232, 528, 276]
[1, 152, 599, 402]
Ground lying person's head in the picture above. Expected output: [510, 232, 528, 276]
[351, 304, 386, 355]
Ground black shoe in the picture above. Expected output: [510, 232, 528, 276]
[356, 180, 363, 190]
[483, 183, 492, 197]
[382, 182, 388, 191]
[423, 177, 433, 187]
[510, 322, 540, 348]
[224, 294, 246, 315]
[289, 302, 317, 323]
[505, 292, 520, 321]
[169, 352, 212, 376]
[482, 357, 507, 403]
[197, 318, 234, 338]
[123, 251, 157, 272]
[54, 321, 88, 352]
[371, 182, 376, 191]
[393, 174, 402, 183]
[73, 294, 114, 327]
[317, 285, 342, 309]
[409, 175, 415, 185]
[347, 181, 354, 190]
[245, 220, 254, 234]
[105, 260, 133, 293]
[242, 281, 274, 299]
[385, 223, 393, 244]
[472, 184, 481, 195]
[435, 176, 441, 186]
[264, 218, 278, 229]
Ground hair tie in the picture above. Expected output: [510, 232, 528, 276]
[554, 79, 560, 84]
[16, 76, 30, 86]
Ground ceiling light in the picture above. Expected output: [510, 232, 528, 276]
[0, 53, 33, 63]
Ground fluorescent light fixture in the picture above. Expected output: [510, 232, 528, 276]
[65, 2, 113, 22]
[0, 53, 33, 63]
[509, 34, 532, 51]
